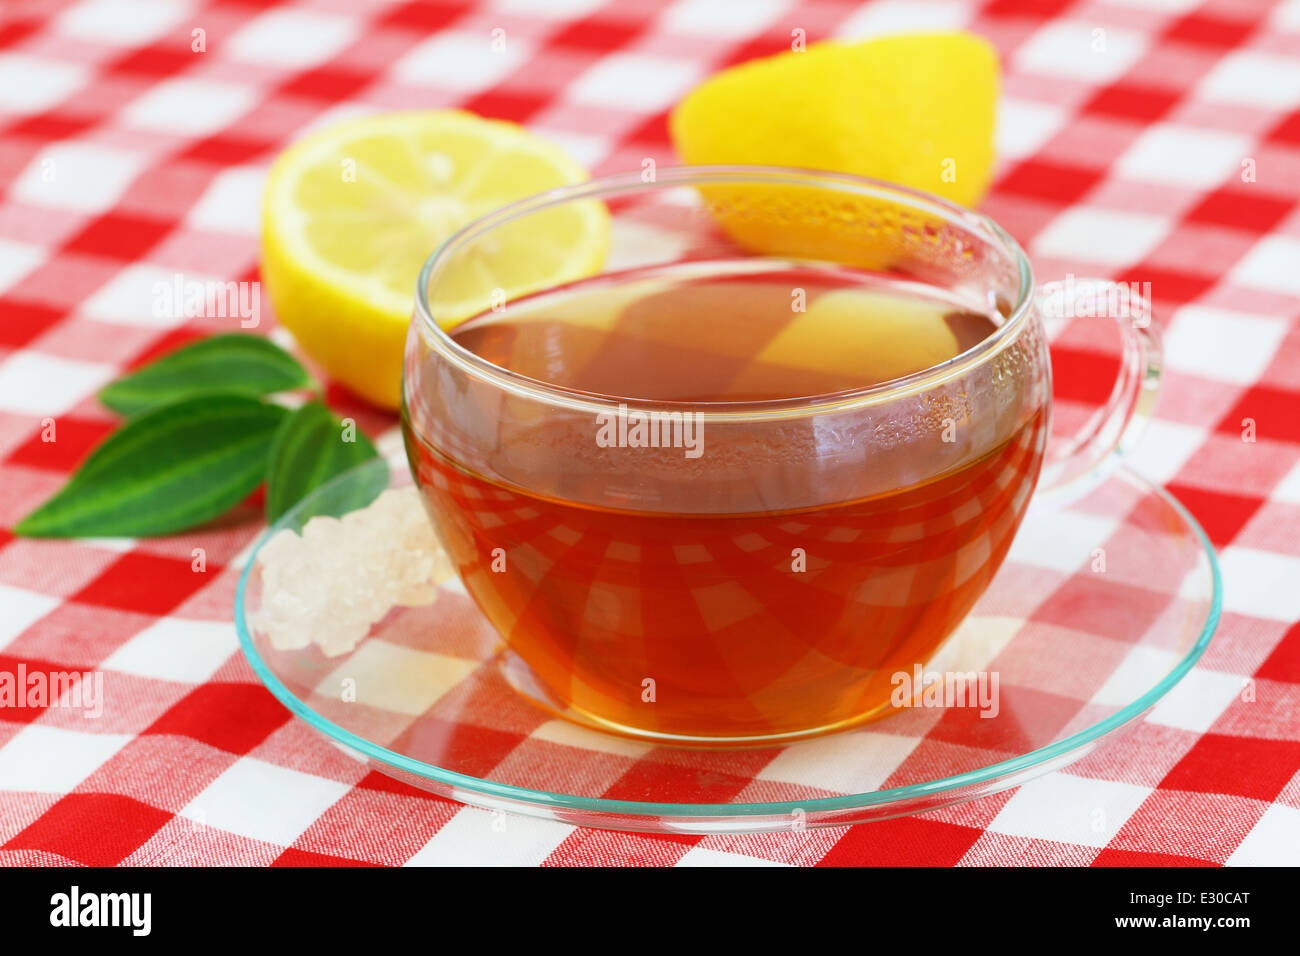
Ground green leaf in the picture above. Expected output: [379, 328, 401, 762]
[99, 333, 312, 415]
[16, 394, 287, 538]
[265, 401, 380, 522]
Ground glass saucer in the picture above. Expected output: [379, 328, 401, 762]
[235, 458, 1220, 834]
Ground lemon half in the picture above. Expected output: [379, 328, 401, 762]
[262, 110, 607, 408]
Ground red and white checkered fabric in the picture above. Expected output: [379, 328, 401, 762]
[1, 0, 1297, 867]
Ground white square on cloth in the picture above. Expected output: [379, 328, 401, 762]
[0, 584, 60, 652]
[1006, 509, 1121, 572]
[186, 166, 266, 236]
[1090, 645, 1183, 708]
[1146, 666, 1250, 733]
[661, 0, 793, 39]
[1013, 20, 1149, 84]
[1115, 124, 1252, 189]
[757, 730, 924, 794]
[55, 0, 196, 47]
[1273, 457, 1300, 504]
[1127, 419, 1210, 486]
[405, 807, 572, 866]
[83, 262, 224, 328]
[1272, 0, 1300, 31]
[0, 351, 115, 416]
[0, 239, 47, 297]
[997, 98, 1070, 162]
[1217, 547, 1300, 622]
[178, 758, 351, 847]
[835, 0, 972, 38]
[1227, 804, 1300, 865]
[392, 30, 535, 93]
[988, 772, 1151, 848]
[1200, 50, 1300, 111]
[0, 725, 132, 793]
[226, 9, 357, 69]
[1230, 235, 1300, 297]
[1031, 207, 1169, 267]
[0, 53, 86, 115]
[100, 618, 238, 684]
[1163, 305, 1288, 385]
[567, 53, 704, 112]
[11, 142, 146, 215]
[121, 77, 259, 136]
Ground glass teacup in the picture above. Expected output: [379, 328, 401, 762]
[401, 167, 1160, 745]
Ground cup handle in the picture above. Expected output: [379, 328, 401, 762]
[1033, 277, 1163, 505]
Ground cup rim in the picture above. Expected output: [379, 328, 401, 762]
[412, 164, 1035, 420]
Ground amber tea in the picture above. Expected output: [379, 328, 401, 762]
[405, 262, 1047, 742]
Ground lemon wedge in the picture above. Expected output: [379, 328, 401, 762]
[670, 32, 999, 208]
[669, 34, 998, 267]
[262, 110, 607, 409]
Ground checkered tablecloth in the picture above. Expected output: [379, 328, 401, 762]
[1, 0, 1297, 867]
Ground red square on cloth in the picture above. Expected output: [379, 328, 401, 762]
[1049, 347, 1123, 406]
[388, 718, 525, 780]
[1186, 187, 1296, 233]
[0, 301, 64, 350]
[1161, 734, 1300, 802]
[178, 133, 275, 167]
[819, 815, 982, 867]
[107, 42, 197, 79]
[1083, 83, 1182, 123]
[1257, 620, 1300, 684]
[1165, 13, 1256, 48]
[72, 552, 211, 617]
[603, 757, 754, 805]
[3, 793, 172, 866]
[63, 212, 172, 262]
[0, 653, 69, 724]
[144, 683, 290, 756]
[279, 66, 374, 102]
[1163, 483, 1265, 547]
[998, 159, 1103, 205]
[273, 847, 381, 866]
[1217, 385, 1300, 445]
[378, 0, 471, 33]
[547, 16, 645, 53]
[5, 417, 114, 474]
[1268, 110, 1300, 146]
